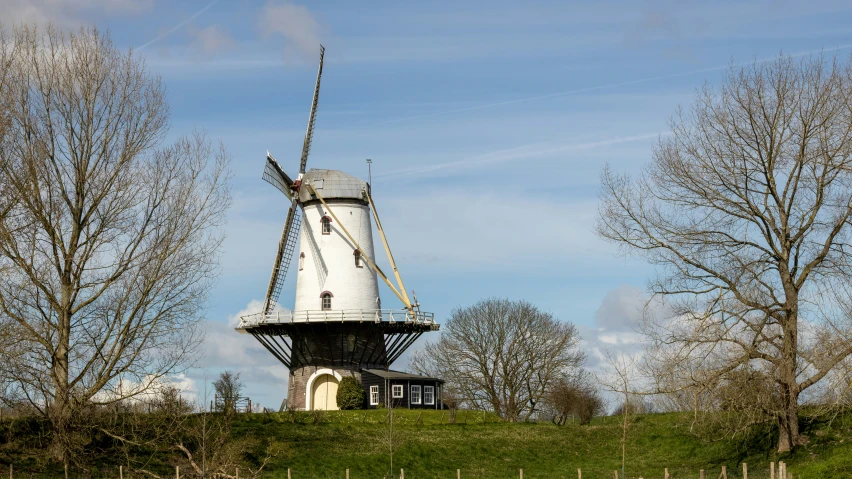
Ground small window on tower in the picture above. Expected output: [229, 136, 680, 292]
[321, 292, 332, 311]
[354, 250, 362, 268]
[321, 216, 331, 235]
[299, 252, 305, 271]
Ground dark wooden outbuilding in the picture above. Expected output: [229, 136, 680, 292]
[360, 369, 444, 410]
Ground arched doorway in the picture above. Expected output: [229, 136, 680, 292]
[310, 374, 340, 410]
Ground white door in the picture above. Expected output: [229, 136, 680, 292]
[311, 374, 340, 410]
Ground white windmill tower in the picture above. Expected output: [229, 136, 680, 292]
[237, 46, 438, 411]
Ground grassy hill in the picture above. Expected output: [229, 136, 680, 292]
[230, 409, 851, 479]
[3, 408, 852, 478]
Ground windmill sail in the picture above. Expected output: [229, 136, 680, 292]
[263, 153, 293, 198]
[263, 201, 302, 314]
[261, 45, 325, 316]
[299, 45, 324, 174]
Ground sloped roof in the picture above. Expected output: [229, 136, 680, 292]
[362, 369, 443, 382]
[299, 168, 368, 202]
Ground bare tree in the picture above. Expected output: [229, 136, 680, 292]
[543, 369, 604, 426]
[598, 349, 637, 479]
[0, 24, 231, 462]
[410, 298, 584, 422]
[213, 371, 244, 414]
[597, 54, 852, 452]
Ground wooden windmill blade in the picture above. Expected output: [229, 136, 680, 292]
[299, 44, 324, 175]
[261, 45, 325, 315]
[263, 200, 302, 315]
[262, 152, 293, 200]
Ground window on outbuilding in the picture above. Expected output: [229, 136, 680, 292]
[424, 386, 435, 405]
[321, 292, 332, 311]
[392, 384, 403, 398]
[321, 216, 331, 235]
[411, 385, 421, 404]
[369, 385, 379, 405]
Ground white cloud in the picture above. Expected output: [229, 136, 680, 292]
[94, 373, 198, 405]
[258, 0, 324, 62]
[579, 284, 658, 371]
[187, 24, 234, 57]
[194, 299, 292, 408]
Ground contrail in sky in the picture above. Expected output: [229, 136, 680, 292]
[136, 0, 219, 51]
[377, 43, 852, 125]
[377, 132, 667, 180]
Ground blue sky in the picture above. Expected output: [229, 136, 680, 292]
[6, 0, 852, 409]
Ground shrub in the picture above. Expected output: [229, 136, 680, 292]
[337, 377, 365, 410]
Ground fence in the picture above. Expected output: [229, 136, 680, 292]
[2, 462, 797, 479]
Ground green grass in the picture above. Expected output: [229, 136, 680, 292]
[226, 409, 852, 479]
[4, 409, 852, 478]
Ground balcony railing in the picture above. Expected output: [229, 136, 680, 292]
[238, 309, 435, 329]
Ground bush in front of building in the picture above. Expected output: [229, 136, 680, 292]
[337, 376, 365, 410]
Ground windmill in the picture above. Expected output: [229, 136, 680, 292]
[237, 46, 440, 411]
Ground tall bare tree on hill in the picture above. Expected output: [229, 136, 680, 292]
[0, 24, 231, 462]
[410, 298, 584, 422]
[597, 54, 852, 452]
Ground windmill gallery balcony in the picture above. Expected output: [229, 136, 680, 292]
[237, 309, 436, 329]
[235, 309, 437, 371]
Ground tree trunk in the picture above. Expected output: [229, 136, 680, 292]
[52, 336, 71, 463]
[777, 304, 800, 453]
[777, 382, 801, 452]
[52, 290, 73, 463]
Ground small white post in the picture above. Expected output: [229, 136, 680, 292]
[176, 465, 180, 479]
[578, 468, 582, 479]
[743, 463, 747, 479]
[120, 465, 123, 479]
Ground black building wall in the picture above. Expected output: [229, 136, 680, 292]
[360, 370, 444, 410]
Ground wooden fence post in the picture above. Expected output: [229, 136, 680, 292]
[64, 463, 68, 479]
[120, 465, 124, 479]
[176, 465, 180, 479]
[700, 469, 705, 479]
[578, 468, 582, 479]
[288, 468, 292, 479]
[742, 463, 747, 479]
[721, 465, 727, 479]
[614, 471, 619, 479]
[664, 468, 669, 479]
[236, 467, 239, 479]
[520, 468, 523, 479]
[457, 469, 461, 479]
[346, 468, 349, 479]
[400, 468, 404, 479]
[771, 462, 775, 479]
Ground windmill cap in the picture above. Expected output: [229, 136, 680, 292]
[300, 168, 368, 203]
